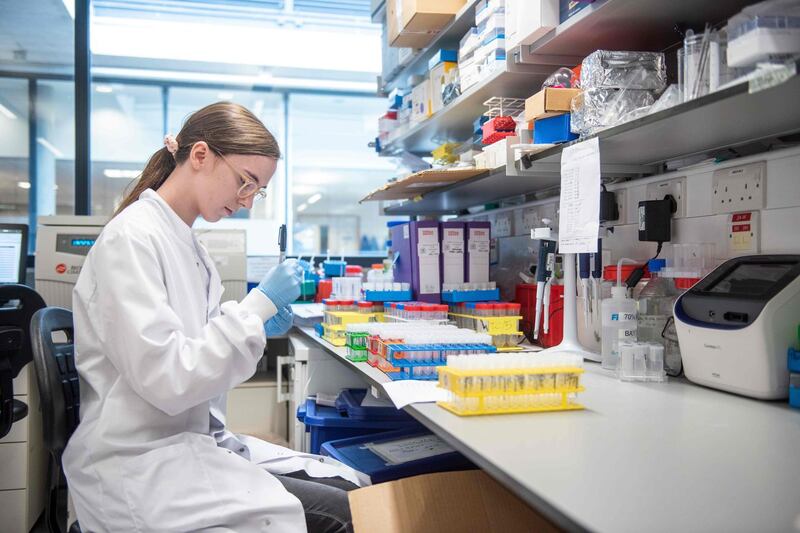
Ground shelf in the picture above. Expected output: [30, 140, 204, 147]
[385, 63, 800, 216]
[384, 167, 560, 215]
[521, 0, 757, 65]
[382, 63, 552, 156]
[361, 167, 488, 202]
[381, 0, 481, 93]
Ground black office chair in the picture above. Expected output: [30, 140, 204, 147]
[0, 284, 46, 439]
[30, 307, 82, 533]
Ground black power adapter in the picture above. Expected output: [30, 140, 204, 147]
[638, 195, 677, 242]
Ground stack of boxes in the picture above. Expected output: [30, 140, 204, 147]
[459, 0, 506, 92]
[389, 221, 492, 304]
[523, 86, 581, 144]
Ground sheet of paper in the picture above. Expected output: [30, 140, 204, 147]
[416, 226, 441, 295]
[366, 434, 456, 465]
[359, 393, 395, 408]
[381, 380, 449, 409]
[442, 226, 465, 284]
[558, 137, 601, 254]
[291, 303, 324, 319]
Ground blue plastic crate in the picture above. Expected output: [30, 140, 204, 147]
[320, 427, 475, 484]
[441, 289, 501, 303]
[363, 290, 413, 302]
[296, 399, 420, 454]
[334, 389, 414, 422]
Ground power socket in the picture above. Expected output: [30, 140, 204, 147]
[646, 176, 686, 218]
[712, 161, 766, 214]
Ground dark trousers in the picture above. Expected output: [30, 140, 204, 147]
[274, 471, 359, 533]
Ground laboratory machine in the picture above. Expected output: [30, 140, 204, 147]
[674, 254, 800, 399]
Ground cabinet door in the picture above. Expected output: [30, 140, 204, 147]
[0, 489, 27, 533]
[0, 443, 28, 490]
[227, 384, 289, 445]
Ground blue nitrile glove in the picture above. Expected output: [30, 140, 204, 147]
[265, 306, 294, 337]
[258, 259, 303, 309]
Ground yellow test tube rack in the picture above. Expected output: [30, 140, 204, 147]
[437, 364, 585, 416]
[448, 313, 524, 351]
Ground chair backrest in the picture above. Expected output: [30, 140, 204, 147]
[0, 284, 46, 438]
[30, 307, 78, 457]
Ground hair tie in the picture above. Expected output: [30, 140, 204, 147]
[163, 134, 179, 158]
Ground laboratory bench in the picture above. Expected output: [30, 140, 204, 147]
[293, 326, 800, 533]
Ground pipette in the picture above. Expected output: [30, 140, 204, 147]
[591, 238, 602, 318]
[579, 253, 591, 330]
[278, 224, 287, 263]
[543, 276, 553, 334]
[533, 238, 556, 339]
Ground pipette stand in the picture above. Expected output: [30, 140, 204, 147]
[539, 252, 599, 361]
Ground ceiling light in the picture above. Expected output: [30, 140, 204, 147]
[104, 169, 142, 179]
[36, 138, 64, 158]
[0, 104, 17, 120]
[297, 203, 308, 213]
[17, 181, 31, 190]
[95, 85, 113, 93]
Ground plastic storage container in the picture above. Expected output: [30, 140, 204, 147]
[334, 389, 415, 422]
[320, 428, 474, 484]
[296, 398, 421, 454]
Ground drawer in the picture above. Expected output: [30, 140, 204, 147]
[0, 397, 28, 444]
[0, 442, 28, 490]
[0, 489, 27, 533]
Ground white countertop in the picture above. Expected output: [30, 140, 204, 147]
[294, 326, 800, 533]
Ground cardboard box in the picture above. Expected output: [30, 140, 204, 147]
[429, 61, 458, 113]
[389, 0, 466, 48]
[524, 87, 581, 122]
[505, 0, 559, 50]
[349, 470, 560, 533]
[410, 79, 432, 124]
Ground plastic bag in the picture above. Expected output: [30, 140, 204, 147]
[542, 67, 576, 89]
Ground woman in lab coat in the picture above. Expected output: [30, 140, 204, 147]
[63, 102, 364, 533]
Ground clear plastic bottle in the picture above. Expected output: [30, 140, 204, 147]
[636, 259, 680, 368]
[601, 259, 639, 371]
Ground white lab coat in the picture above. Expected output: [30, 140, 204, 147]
[63, 189, 363, 533]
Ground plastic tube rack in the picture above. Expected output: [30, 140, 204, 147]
[438, 353, 586, 416]
[371, 343, 498, 381]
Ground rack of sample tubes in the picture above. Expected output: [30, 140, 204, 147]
[320, 299, 384, 346]
[438, 353, 586, 416]
[347, 323, 496, 380]
[382, 302, 450, 323]
[448, 302, 524, 351]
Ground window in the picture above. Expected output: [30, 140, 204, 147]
[288, 94, 405, 256]
[91, 83, 164, 215]
[38, 80, 76, 216]
[0, 78, 30, 225]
